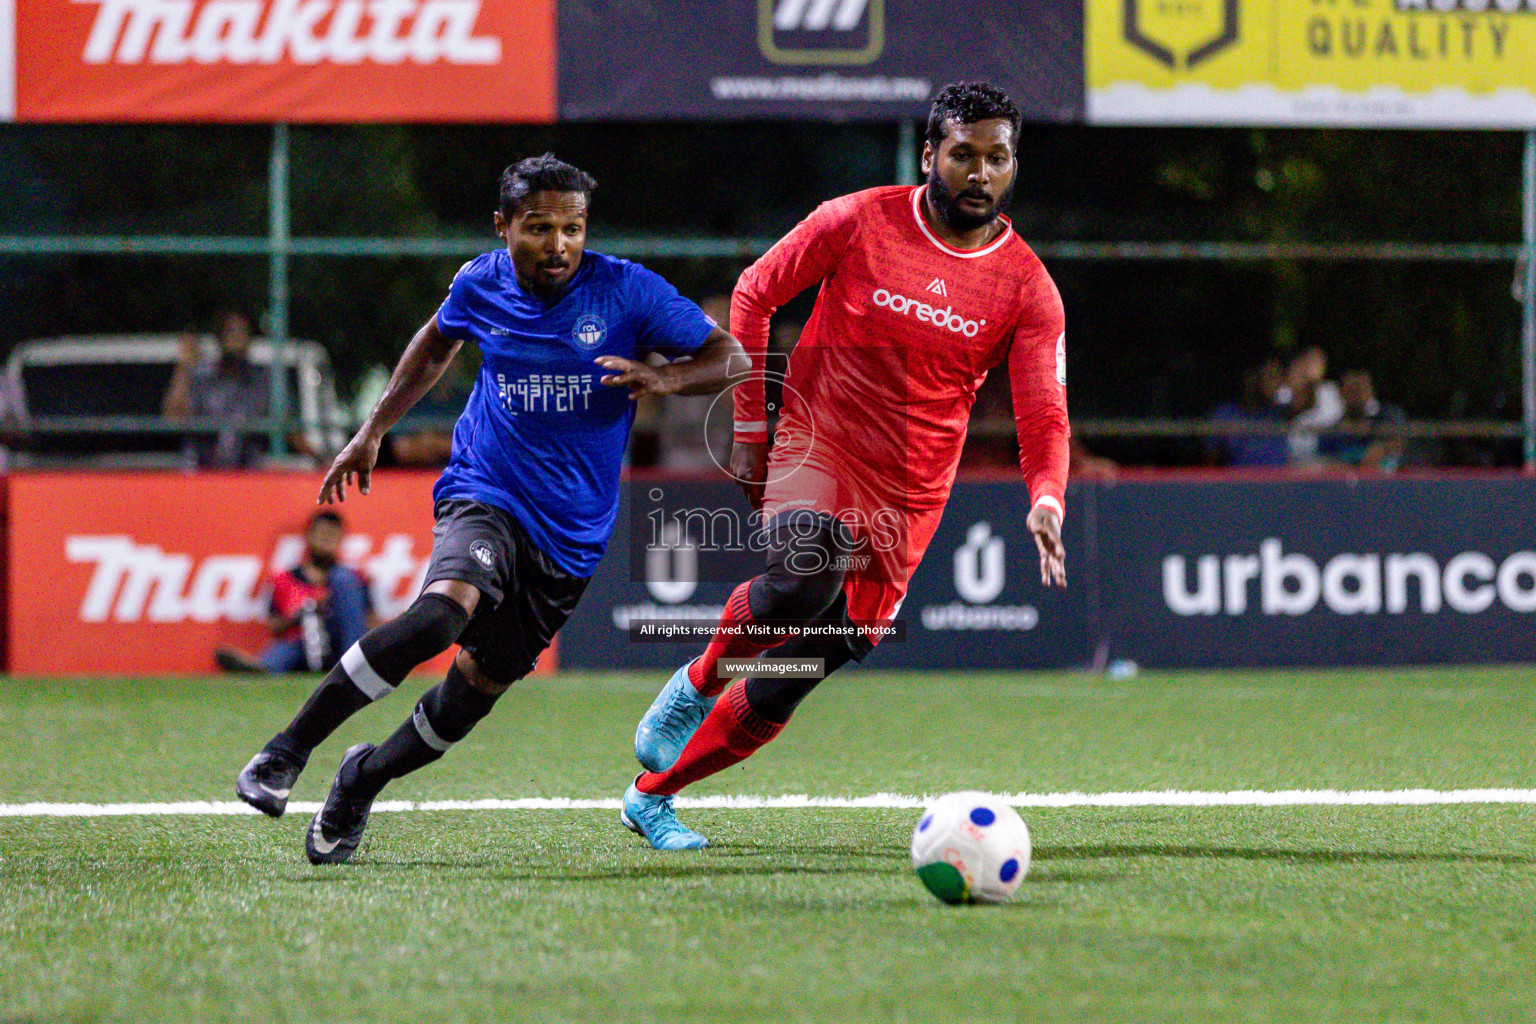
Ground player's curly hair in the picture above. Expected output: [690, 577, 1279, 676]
[925, 82, 1022, 150]
[499, 153, 598, 218]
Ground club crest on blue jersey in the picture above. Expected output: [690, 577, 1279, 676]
[572, 314, 607, 350]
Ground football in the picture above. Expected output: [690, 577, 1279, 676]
[910, 791, 1032, 904]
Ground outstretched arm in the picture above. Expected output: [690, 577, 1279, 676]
[596, 327, 745, 399]
[1007, 271, 1071, 588]
[318, 315, 462, 504]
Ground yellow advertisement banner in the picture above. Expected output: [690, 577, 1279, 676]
[1087, 0, 1536, 126]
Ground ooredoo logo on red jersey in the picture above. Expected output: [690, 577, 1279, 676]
[872, 288, 986, 338]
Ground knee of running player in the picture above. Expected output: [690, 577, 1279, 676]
[338, 583, 477, 700]
[453, 648, 516, 697]
[409, 650, 508, 753]
[749, 513, 850, 625]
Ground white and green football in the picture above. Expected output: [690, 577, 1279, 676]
[910, 791, 1031, 904]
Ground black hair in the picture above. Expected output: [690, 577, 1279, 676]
[498, 153, 598, 219]
[213, 307, 251, 331]
[309, 510, 343, 531]
[925, 82, 1023, 150]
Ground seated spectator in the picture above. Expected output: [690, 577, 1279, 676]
[1319, 369, 1406, 472]
[1207, 358, 1290, 467]
[1069, 437, 1118, 479]
[216, 511, 373, 674]
[162, 310, 271, 469]
[387, 363, 472, 467]
[1279, 346, 1344, 467]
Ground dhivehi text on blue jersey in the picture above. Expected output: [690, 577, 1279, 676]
[431, 248, 713, 576]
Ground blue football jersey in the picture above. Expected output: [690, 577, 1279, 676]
[431, 248, 713, 576]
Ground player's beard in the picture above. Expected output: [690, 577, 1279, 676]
[521, 258, 576, 301]
[927, 169, 1014, 234]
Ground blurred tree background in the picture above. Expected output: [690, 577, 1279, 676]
[0, 122, 1525, 462]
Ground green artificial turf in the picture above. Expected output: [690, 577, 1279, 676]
[2, 667, 1535, 1023]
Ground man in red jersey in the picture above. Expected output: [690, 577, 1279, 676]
[621, 83, 1070, 850]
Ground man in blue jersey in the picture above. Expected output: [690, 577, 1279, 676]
[233, 154, 744, 864]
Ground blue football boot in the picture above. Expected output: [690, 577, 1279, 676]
[620, 777, 709, 851]
[634, 659, 716, 772]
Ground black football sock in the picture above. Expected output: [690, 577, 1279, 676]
[264, 671, 369, 766]
[743, 635, 856, 724]
[350, 663, 503, 800]
[266, 593, 470, 763]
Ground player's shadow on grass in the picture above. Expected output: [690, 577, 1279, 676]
[312, 852, 904, 882]
[1027, 867, 1121, 885]
[716, 841, 909, 860]
[1036, 844, 1536, 866]
[493, 863, 896, 883]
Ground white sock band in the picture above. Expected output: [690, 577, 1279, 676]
[341, 643, 394, 701]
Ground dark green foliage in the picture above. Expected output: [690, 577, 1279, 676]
[0, 124, 1526, 437]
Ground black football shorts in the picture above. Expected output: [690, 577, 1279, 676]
[420, 498, 589, 684]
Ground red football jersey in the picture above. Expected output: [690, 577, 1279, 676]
[732, 185, 1070, 518]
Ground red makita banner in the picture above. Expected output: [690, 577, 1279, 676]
[6, 472, 555, 675]
[8, 0, 555, 122]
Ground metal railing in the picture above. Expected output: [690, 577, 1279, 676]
[2, 124, 1532, 464]
[9, 414, 1524, 449]
[1, 234, 1524, 264]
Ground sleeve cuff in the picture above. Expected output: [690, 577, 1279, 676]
[1031, 495, 1064, 521]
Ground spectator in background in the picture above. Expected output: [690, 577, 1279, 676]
[1207, 358, 1290, 468]
[162, 309, 271, 469]
[1279, 346, 1343, 467]
[0, 366, 26, 473]
[387, 360, 473, 467]
[1319, 369, 1406, 472]
[1069, 437, 1118, 479]
[216, 510, 374, 674]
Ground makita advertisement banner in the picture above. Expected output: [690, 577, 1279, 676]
[557, 0, 1083, 121]
[4, 0, 554, 122]
[4, 472, 473, 673]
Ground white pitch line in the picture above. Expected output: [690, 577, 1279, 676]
[4, 788, 1536, 818]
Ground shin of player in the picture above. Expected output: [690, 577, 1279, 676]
[624, 512, 878, 850]
[234, 586, 471, 817]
